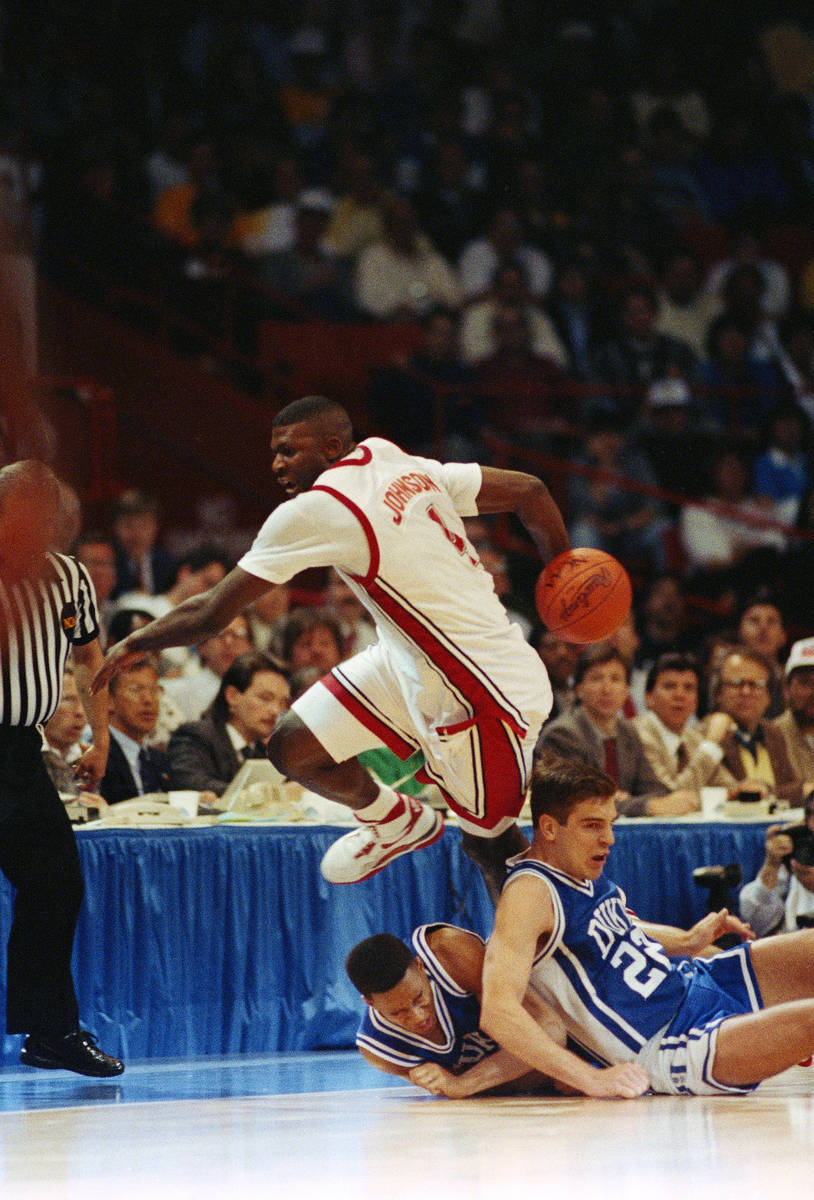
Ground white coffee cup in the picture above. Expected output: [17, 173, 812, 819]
[700, 787, 727, 817]
[168, 791, 199, 818]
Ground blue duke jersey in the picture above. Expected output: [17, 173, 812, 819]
[505, 859, 691, 1067]
[355, 924, 498, 1072]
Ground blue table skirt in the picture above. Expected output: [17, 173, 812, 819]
[0, 820, 771, 1064]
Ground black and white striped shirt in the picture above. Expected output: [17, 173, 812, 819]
[0, 552, 99, 727]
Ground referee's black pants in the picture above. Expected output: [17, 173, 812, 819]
[0, 728, 83, 1037]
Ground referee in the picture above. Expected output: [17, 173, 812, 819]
[0, 460, 123, 1076]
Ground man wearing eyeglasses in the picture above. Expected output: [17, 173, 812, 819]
[98, 656, 172, 803]
[708, 647, 814, 806]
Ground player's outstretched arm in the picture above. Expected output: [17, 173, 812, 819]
[481, 876, 649, 1099]
[92, 566, 272, 693]
[637, 909, 754, 958]
[475, 466, 570, 561]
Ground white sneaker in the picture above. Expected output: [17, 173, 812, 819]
[320, 796, 444, 884]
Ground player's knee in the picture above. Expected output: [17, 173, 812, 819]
[267, 711, 331, 780]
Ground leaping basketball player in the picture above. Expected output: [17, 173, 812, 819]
[93, 396, 570, 896]
[481, 756, 814, 1098]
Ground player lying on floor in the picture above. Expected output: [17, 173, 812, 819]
[481, 755, 814, 1099]
[345, 910, 747, 1098]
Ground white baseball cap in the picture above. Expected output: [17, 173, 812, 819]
[785, 636, 814, 676]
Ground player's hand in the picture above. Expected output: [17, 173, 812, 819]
[72, 743, 108, 790]
[408, 1063, 464, 1098]
[684, 908, 755, 954]
[91, 639, 143, 695]
[583, 1063, 649, 1099]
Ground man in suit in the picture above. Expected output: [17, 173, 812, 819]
[110, 490, 177, 600]
[769, 637, 814, 783]
[98, 657, 172, 803]
[167, 651, 290, 798]
[635, 652, 735, 792]
[710, 647, 814, 806]
[536, 643, 698, 816]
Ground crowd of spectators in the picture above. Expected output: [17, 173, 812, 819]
[4, 4, 814, 929]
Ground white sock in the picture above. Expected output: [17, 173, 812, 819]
[356, 784, 412, 828]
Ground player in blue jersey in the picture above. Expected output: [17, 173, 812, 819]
[345, 922, 567, 1097]
[481, 756, 814, 1098]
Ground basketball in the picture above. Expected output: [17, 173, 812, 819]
[535, 549, 632, 644]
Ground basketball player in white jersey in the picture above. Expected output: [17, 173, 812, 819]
[481, 756, 814, 1098]
[94, 396, 570, 894]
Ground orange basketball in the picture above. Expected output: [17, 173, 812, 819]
[535, 548, 632, 644]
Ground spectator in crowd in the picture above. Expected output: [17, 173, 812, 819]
[694, 108, 790, 223]
[752, 404, 811, 526]
[168, 650, 290, 799]
[769, 637, 814, 783]
[258, 188, 353, 321]
[42, 667, 106, 813]
[278, 607, 344, 675]
[634, 652, 735, 793]
[543, 255, 613, 381]
[536, 643, 697, 817]
[277, 24, 336, 154]
[162, 614, 254, 723]
[74, 531, 117, 639]
[634, 573, 699, 699]
[703, 218, 791, 321]
[458, 206, 552, 304]
[238, 153, 303, 258]
[567, 412, 671, 573]
[644, 108, 710, 229]
[590, 282, 697, 426]
[739, 794, 814, 936]
[531, 627, 579, 722]
[98, 657, 172, 804]
[322, 150, 385, 260]
[413, 137, 486, 264]
[736, 589, 788, 719]
[628, 38, 710, 142]
[630, 377, 710, 506]
[654, 249, 720, 359]
[355, 192, 461, 321]
[142, 111, 192, 205]
[475, 301, 569, 443]
[110, 489, 177, 600]
[104, 608, 186, 750]
[679, 448, 786, 602]
[113, 543, 232, 674]
[151, 138, 224, 249]
[708, 647, 813, 807]
[365, 305, 480, 457]
[459, 261, 567, 369]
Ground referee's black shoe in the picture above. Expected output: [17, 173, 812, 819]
[19, 1029, 125, 1077]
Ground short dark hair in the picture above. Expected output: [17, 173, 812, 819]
[345, 933, 414, 996]
[737, 586, 786, 627]
[573, 642, 630, 687]
[645, 652, 701, 694]
[279, 607, 343, 666]
[172, 543, 232, 584]
[272, 395, 352, 436]
[106, 607, 155, 646]
[530, 753, 616, 828]
[210, 650, 288, 722]
[112, 489, 159, 520]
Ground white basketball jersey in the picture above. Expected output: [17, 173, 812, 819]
[310, 438, 551, 733]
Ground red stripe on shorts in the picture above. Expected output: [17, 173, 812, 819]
[321, 673, 418, 759]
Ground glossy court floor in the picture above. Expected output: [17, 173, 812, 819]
[1, 1052, 812, 1200]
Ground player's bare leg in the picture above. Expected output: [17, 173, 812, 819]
[268, 712, 443, 883]
[748, 928, 814, 1006]
[460, 825, 530, 906]
[712, 1000, 814, 1087]
[267, 712, 378, 810]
